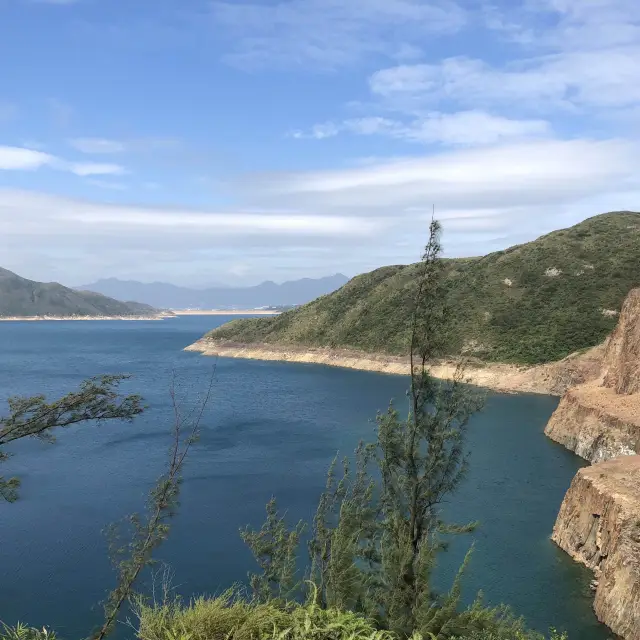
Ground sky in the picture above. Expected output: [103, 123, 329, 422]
[0, 0, 638, 287]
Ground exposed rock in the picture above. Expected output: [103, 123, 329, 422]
[545, 288, 640, 462]
[552, 456, 640, 640]
[602, 289, 640, 395]
[185, 339, 604, 396]
[545, 386, 640, 463]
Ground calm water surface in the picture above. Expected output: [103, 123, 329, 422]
[0, 317, 611, 639]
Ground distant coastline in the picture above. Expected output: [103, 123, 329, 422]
[171, 310, 282, 316]
[0, 315, 170, 322]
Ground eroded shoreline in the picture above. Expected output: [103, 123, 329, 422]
[185, 338, 605, 396]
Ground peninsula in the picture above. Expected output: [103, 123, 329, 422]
[0, 267, 167, 320]
[186, 211, 640, 395]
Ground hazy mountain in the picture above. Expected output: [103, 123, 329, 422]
[0, 268, 162, 318]
[76, 274, 350, 309]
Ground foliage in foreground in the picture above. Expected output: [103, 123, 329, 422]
[208, 211, 640, 364]
[237, 221, 568, 640]
[133, 592, 567, 640]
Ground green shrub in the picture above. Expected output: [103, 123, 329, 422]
[0, 623, 57, 640]
[135, 592, 400, 640]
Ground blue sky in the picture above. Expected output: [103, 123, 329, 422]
[0, 0, 638, 287]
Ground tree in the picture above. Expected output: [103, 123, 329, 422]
[245, 219, 486, 638]
[0, 375, 144, 503]
[94, 372, 214, 640]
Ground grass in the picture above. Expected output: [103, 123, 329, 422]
[207, 211, 640, 365]
[132, 592, 568, 640]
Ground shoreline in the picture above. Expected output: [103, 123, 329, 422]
[0, 315, 171, 322]
[185, 339, 605, 397]
[171, 310, 281, 316]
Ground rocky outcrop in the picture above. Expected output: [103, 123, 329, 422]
[545, 288, 640, 463]
[602, 289, 640, 395]
[545, 385, 640, 462]
[548, 289, 640, 638]
[552, 456, 640, 640]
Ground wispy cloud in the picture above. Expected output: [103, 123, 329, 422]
[210, 0, 466, 69]
[68, 162, 125, 176]
[86, 179, 128, 191]
[0, 145, 126, 176]
[250, 138, 639, 215]
[286, 0, 640, 149]
[69, 138, 126, 154]
[291, 111, 551, 146]
[369, 49, 640, 112]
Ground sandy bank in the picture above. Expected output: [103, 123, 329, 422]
[184, 339, 604, 396]
[172, 310, 281, 316]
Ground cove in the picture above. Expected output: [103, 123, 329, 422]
[0, 316, 610, 639]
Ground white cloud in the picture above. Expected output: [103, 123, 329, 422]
[67, 162, 126, 176]
[0, 146, 55, 170]
[210, 0, 466, 69]
[0, 145, 126, 177]
[86, 179, 128, 191]
[369, 47, 640, 112]
[69, 138, 126, 154]
[255, 139, 639, 212]
[0, 189, 382, 238]
[1, 136, 637, 284]
[290, 122, 341, 140]
[284, 0, 639, 147]
[292, 111, 551, 146]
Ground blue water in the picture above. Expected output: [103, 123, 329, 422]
[0, 317, 611, 639]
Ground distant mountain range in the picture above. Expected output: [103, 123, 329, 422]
[76, 274, 350, 309]
[0, 268, 162, 318]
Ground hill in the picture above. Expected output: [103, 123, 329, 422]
[0, 268, 164, 318]
[77, 274, 349, 310]
[203, 211, 640, 365]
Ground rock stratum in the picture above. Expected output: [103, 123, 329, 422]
[552, 456, 640, 640]
[545, 288, 640, 462]
[548, 288, 640, 639]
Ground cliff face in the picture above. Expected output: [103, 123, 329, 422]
[552, 456, 640, 640]
[544, 386, 640, 462]
[544, 288, 640, 462]
[602, 289, 640, 395]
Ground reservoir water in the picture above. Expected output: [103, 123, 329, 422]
[0, 316, 611, 639]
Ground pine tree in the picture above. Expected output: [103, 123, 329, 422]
[245, 219, 486, 638]
[0, 374, 144, 503]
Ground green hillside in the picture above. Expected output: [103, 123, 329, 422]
[206, 211, 640, 365]
[0, 268, 161, 318]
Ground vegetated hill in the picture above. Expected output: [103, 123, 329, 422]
[77, 274, 350, 309]
[0, 268, 163, 318]
[207, 211, 640, 365]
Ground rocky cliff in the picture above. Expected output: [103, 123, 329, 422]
[545, 289, 640, 462]
[552, 456, 640, 640]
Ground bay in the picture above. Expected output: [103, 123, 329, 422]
[0, 316, 610, 639]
